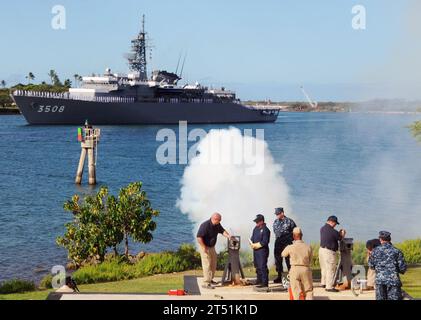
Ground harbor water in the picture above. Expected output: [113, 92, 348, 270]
[1, 112, 421, 282]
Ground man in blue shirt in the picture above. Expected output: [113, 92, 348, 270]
[273, 207, 296, 283]
[319, 215, 345, 292]
[250, 214, 271, 291]
[197, 213, 231, 289]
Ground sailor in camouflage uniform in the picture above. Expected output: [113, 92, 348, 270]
[272, 207, 296, 283]
[368, 231, 407, 300]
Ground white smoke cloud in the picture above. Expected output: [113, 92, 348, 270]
[176, 127, 292, 265]
[358, 0, 421, 100]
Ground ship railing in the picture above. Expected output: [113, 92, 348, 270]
[156, 97, 234, 104]
[245, 104, 284, 111]
[12, 90, 135, 103]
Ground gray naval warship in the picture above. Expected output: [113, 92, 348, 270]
[12, 16, 279, 125]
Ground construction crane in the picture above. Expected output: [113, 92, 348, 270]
[300, 86, 318, 109]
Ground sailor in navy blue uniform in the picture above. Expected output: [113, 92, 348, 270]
[250, 214, 271, 290]
[368, 231, 407, 300]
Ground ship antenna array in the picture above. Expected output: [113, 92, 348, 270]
[127, 14, 152, 81]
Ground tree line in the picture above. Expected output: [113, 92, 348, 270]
[0, 69, 85, 90]
[0, 70, 85, 109]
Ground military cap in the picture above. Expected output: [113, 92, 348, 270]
[253, 214, 265, 222]
[379, 231, 391, 240]
[274, 207, 284, 215]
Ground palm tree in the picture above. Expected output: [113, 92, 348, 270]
[52, 74, 61, 86]
[73, 74, 79, 87]
[64, 79, 72, 88]
[48, 70, 57, 85]
[25, 72, 35, 84]
[0, 80, 6, 88]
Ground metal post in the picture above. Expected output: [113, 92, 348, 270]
[87, 148, 96, 185]
[75, 148, 87, 184]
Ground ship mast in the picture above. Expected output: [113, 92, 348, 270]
[128, 14, 148, 81]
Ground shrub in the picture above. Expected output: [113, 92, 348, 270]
[351, 241, 367, 265]
[73, 258, 133, 284]
[217, 250, 228, 270]
[134, 252, 186, 276]
[39, 274, 53, 289]
[0, 279, 36, 294]
[240, 251, 254, 268]
[396, 239, 421, 264]
[176, 244, 201, 269]
[73, 244, 203, 284]
[310, 243, 321, 268]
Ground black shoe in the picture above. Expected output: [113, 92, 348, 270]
[202, 283, 215, 290]
[273, 276, 283, 283]
[326, 288, 339, 293]
[321, 285, 326, 288]
[210, 280, 219, 285]
[254, 285, 270, 292]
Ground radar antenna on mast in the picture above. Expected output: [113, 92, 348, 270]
[300, 86, 318, 109]
[127, 14, 150, 81]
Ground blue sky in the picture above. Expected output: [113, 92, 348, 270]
[1, 0, 419, 101]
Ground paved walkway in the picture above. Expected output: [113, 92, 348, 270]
[50, 276, 375, 300]
[187, 277, 374, 300]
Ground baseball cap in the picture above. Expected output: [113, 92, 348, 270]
[327, 215, 340, 224]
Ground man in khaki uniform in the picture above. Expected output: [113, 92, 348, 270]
[281, 227, 313, 300]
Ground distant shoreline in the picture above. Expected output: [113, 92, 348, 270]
[0, 108, 20, 115]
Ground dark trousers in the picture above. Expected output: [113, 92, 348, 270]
[275, 237, 291, 275]
[376, 284, 403, 300]
[254, 248, 269, 286]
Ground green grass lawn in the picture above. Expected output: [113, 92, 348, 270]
[1, 267, 420, 300]
[401, 266, 421, 298]
[0, 271, 201, 300]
